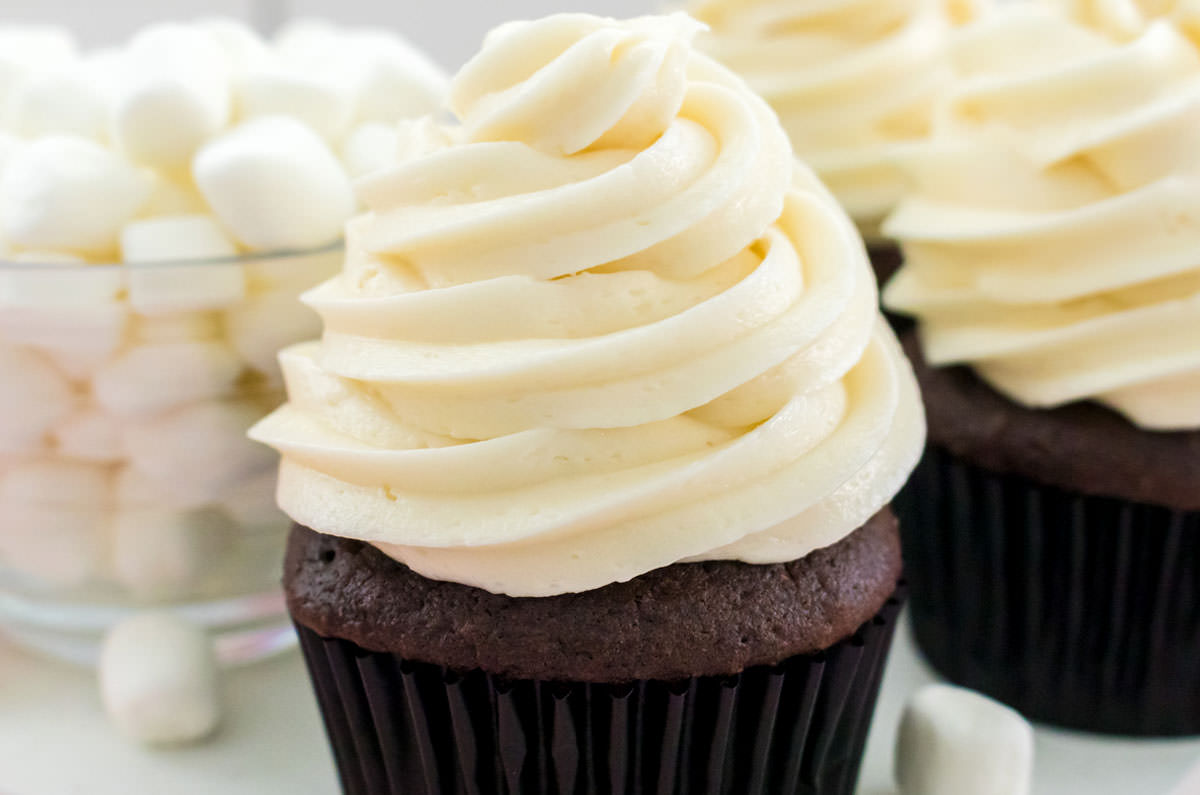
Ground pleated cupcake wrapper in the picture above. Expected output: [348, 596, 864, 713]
[896, 445, 1200, 736]
[294, 588, 903, 795]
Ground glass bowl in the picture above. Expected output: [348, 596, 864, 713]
[0, 243, 341, 666]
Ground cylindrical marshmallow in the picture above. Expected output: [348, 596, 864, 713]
[122, 215, 245, 314]
[0, 135, 152, 256]
[7, 66, 108, 142]
[93, 340, 244, 418]
[54, 406, 125, 463]
[0, 344, 77, 453]
[99, 611, 221, 745]
[896, 684, 1034, 795]
[110, 24, 232, 172]
[193, 116, 355, 251]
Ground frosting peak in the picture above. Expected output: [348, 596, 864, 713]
[884, 5, 1200, 430]
[251, 14, 925, 596]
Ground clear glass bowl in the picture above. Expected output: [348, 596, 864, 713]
[0, 244, 341, 666]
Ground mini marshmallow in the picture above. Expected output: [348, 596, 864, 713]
[110, 507, 230, 598]
[54, 406, 126, 463]
[123, 399, 277, 506]
[111, 24, 231, 172]
[341, 121, 399, 179]
[122, 215, 245, 314]
[46, 348, 112, 383]
[8, 66, 108, 141]
[0, 304, 129, 360]
[193, 116, 355, 251]
[0, 457, 111, 506]
[0, 26, 77, 111]
[348, 30, 448, 124]
[99, 611, 221, 745]
[93, 340, 243, 418]
[132, 311, 223, 343]
[896, 684, 1034, 795]
[0, 345, 76, 453]
[225, 289, 321, 375]
[243, 246, 341, 294]
[140, 175, 207, 217]
[0, 135, 152, 256]
[195, 18, 269, 75]
[237, 65, 354, 143]
[0, 502, 109, 588]
[115, 464, 206, 511]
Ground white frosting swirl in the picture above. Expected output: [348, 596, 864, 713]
[883, 5, 1200, 430]
[689, 0, 983, 238]
[251, 14, 925, 596]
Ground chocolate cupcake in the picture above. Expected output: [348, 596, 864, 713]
[884, 5, 1200, 735]
[688, 0, 984, 284]
[253, 12, 926, 792]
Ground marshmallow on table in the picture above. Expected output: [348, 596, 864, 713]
[123, 398, 278, 506]
[193, 116, 355, 251]
[110, 506, 231, 598]
[896, 684, 1034, 795]
[0, 344, 76, 453]
[111, 24, 231, 173]
[341, 121, 399, 179]
[7, 66, 108, 142]
[0, 135, 152, 256]
[93, 340, 244, 418]
[226, 289, 322, 375]
[121, 214, 245, 314]
[99, 611, 221, 745]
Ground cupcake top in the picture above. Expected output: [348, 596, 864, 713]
[689, 0, 983, 239]
[884, 2, 1200, 431]
[250, 13, 925, 597]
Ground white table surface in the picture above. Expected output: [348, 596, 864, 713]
[3, 611, 1199, 795]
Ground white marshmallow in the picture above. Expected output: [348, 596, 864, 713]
[111, 24, 232, 172]
[54, 407, 125, 463]
[348, 30, 447, 124]
[110, 506, 231, 598]
[0, 502, 109, 588]
[193, 116, 355, 251]
[0, 26, 77, 115]
[896, 684, 1034, 795]
[237, 65, 354, 143]
[195, 18, 269, 75]
[0, 135, 152, 256]
[93, 340, 243, 418]
[0, 457, 111, 506]
[0, 259, 123, 305]
[99, 612, 221, 746]
[46, 348, 111, 383]
[220, 469, 284, 530]
[225, 289, 322, 375]
[243, 246, 341, 294]
[123, 399, 277, 506]
[0, 345, 76, 453]
[341, 121, 398, 179]
[115, 464, 206, 511]
[0, 304, 129, 360]
[0, 458, 112, 587]
[132, 311, 223, 343]
[140, 175, 207, 217]
[122, 215, 245, 314]
[8, 66, 108, 141]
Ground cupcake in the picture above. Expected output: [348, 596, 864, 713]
[884, 3, 1200, 735]
[688, 0, 983, 284]
[252, 12, 926, 792]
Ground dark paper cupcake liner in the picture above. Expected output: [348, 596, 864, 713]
[294, 587, 904, 795]
[896, 445, 1200, 736]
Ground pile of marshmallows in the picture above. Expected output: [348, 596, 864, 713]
[0, 19, 446, 599]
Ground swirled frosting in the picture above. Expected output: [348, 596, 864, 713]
[250, 13, 925, 596]
[883, 4, 1200, 430]
[689, 0, 983, 239]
